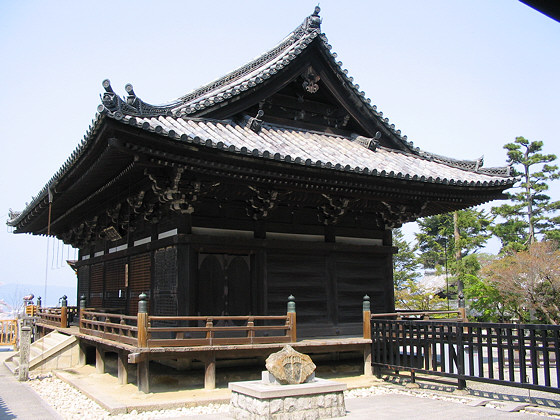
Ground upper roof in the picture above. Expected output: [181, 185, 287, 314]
[99, 6, 413, 151]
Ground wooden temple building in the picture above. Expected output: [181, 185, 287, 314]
[7, 7, 514, 390]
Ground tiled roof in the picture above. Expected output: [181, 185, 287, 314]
[115, 113, 513, 187]
[7, 108, 514, 228]
[7, 7, 516, 230]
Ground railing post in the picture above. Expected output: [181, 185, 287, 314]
[287, 295, 297, 342]
[363, 295, 373, 376]
[363, 295, 371, 340]
[247, 317, 255, 343]
[456, 322, 467, 391]
[60, 295, 68, 328]
[205, 318, 214, 345]
[458, 293, 467, 321]
[79, 295, 86, 331]
[137, 292, 148, 348]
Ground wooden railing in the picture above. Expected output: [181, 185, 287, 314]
[79, 310, 139, 346]
[37, 307, 64, 327]
[25, 305, 38, 317]
[79, 312, 295, 348]
[371, 319, 560, 394]
[371, 309, 467, 321]
[75, 293, 298, 348]
[146, 315, 293, 347]
[0, 320, 17, 346]
[37, 306, 79, 328]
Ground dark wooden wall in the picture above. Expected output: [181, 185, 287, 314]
[77, 233, 395, 338]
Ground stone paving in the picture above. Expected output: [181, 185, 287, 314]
[0, 347, 61, 419]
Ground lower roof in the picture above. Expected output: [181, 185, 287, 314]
[7, 111, 515, 232]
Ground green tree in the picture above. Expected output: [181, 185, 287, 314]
[462, 253, 513, 322]
[492, 136, 560, 252]
[393, 229, 446, 311]
[415, 209, 493, 273]
[393, 229, 420, 291]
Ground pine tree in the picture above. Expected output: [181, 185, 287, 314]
[492, 136, 560, 252]
[393, 228, 420, 292]
[415, 209, 493, 272]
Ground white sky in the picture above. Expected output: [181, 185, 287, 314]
[0, 1, 558, 306]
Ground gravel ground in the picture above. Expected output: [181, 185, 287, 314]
[27, 373, 230, 419]
[26, 373, 559, 419]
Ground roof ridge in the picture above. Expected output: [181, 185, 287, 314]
[175, 7, 323, 106]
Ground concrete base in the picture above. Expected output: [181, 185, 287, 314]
[229, 376, 346, 419]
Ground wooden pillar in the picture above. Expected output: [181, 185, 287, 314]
[78, 342, 87, 367]
[384, 229, 396, 313]
[95, 347, 105, 374]
[363, 344, 373, 377]
[204, 352, 216, 390]
[118, 351, 129, 385]
[137, 360, 150, 393]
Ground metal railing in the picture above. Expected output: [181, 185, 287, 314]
[371, 319, 560, 394]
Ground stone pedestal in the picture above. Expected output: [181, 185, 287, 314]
[229, 376, 346, 419]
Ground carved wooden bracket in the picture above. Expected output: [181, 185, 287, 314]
[147, 168, 201, 215]
[318, 194, 350, 225]
[380, 201, 428, 228]
[246, 186, 280, 221]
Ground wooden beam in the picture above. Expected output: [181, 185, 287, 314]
[128, 352, 146, 364]
[78, 342, 87, 367]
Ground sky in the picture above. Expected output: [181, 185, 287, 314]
[0, 1, 558, 306]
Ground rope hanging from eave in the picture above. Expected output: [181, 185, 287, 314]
[44, 186, 54, 305]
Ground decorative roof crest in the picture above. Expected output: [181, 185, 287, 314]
[98, 79, 178, 119]
[305, 5, 322, 30]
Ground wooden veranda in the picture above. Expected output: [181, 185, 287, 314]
[35, 294, 373, 393]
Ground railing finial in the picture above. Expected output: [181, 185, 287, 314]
[287, 295, 296, 313]
[363, 294, 371, 312]
[138, 292, 148, 314]
[79, 295, 87, 310]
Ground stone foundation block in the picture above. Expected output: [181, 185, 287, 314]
[229, 377, 346, 419]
